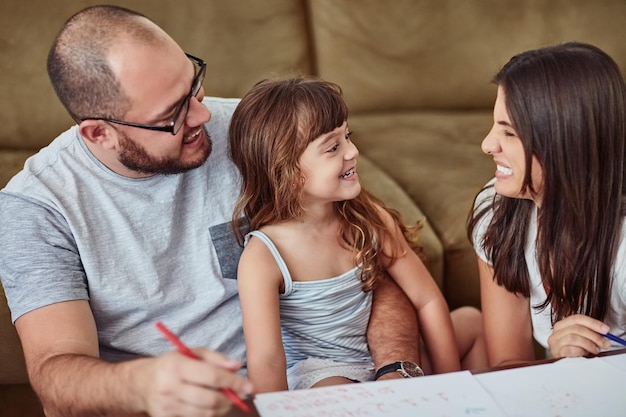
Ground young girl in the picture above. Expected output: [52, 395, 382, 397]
[229, 77, 486, 392]
[468, 42, 626, 366]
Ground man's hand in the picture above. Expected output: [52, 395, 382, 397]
[16, 300, 253, 417]
[142, 349, 253, 417]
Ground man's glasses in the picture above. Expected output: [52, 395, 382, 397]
[80, 53, 206, 135]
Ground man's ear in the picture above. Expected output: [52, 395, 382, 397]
[78, 120, 118, 151]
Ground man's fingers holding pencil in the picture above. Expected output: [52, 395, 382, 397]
[175, 348, 254, 396]
[142, 353, 233, 417]
[191, 348, 245, 374]
[155, 322, 252, 413]
[145, 350, 252, 416]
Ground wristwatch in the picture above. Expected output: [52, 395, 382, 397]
[374, 361, 424, 380]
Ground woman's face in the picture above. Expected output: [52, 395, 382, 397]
[481, 86, 544, 205]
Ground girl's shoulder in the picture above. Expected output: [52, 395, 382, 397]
[245, 223, 307, 262]
[377, 205, 398, 230]
[239, 230, 286, 290]
[364, 198, 393, 223]
[254, 223, 297, 245]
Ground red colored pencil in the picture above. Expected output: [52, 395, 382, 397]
[155, 321, 250, 413]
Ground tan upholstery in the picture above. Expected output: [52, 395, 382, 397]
[1, 1, 625, 414]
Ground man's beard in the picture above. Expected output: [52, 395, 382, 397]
[117, 126, 212, 175]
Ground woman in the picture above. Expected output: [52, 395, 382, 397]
[468, 41, 626, 366]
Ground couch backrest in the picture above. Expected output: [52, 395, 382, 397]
[309, 0, 626, 113]
[0, 0, 311, 158]
[0, 281, 28, 384]
[1, 0, 625, 165]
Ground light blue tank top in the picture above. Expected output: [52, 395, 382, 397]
[245, 231, 373, 368]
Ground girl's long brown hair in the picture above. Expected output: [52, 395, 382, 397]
[229, 77, 422, 291]
[468, 42, 626, 324]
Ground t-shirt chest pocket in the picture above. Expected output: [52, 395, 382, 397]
[208, 220, 247, 280]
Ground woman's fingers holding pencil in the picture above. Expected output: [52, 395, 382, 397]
[548, 314, 611, 358]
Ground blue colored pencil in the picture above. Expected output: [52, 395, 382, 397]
[604, 332, 626, 347]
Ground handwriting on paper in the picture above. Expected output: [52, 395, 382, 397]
[254, 371, 506, 417]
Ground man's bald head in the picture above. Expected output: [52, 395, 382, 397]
[47, 5, 170, 121]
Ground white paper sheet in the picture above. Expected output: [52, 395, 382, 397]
[599, 350, 626, 373]
[253, 370, 507, 417]
[475, 357, 626, 417]
[253, 354, 626, 416]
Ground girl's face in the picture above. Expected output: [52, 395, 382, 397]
[481, 86, 544, 206]
[298, 121, 361, 206]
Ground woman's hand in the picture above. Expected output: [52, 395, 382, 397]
[548, 314, 611, 358]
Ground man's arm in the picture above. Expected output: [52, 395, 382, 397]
[16, 300, 252, 417]
[367, 274, 420, 379]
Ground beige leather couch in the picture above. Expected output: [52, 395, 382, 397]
[1, 1, 625, 415]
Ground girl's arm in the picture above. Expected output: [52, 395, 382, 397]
[237, 238, 289, 393]
[381, 213, 460, 374]
[478, 258, 535, 366]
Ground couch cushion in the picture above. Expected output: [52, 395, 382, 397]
[309, 0, 626, 113]
[0, 151, 37, 189]
[0, 283, 28, 384]
[350, 111, 494, 309]
[0, 0, 311, 152]
[358, 156, 444, 287]
[0, 384, 44, 417]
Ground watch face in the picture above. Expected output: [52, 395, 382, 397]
[400, 361, 424, 377]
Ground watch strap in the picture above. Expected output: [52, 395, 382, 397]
[374, 361, 402, 381]
[374, 362, 403, 380]
[374, 361, 423, 380]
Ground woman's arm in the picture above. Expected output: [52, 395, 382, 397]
[237, 238, 289, 393]
[478, 258, 535, 366]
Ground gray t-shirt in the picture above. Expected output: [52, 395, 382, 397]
[0, 97, 246, 364]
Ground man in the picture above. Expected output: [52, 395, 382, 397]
[0, 6, 419, 417]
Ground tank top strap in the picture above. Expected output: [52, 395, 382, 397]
[244, 230, 294, 295]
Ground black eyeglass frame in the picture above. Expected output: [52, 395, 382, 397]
[79, 53, 206, 135]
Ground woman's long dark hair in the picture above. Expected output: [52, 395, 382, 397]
[468, 42, 626, 324]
